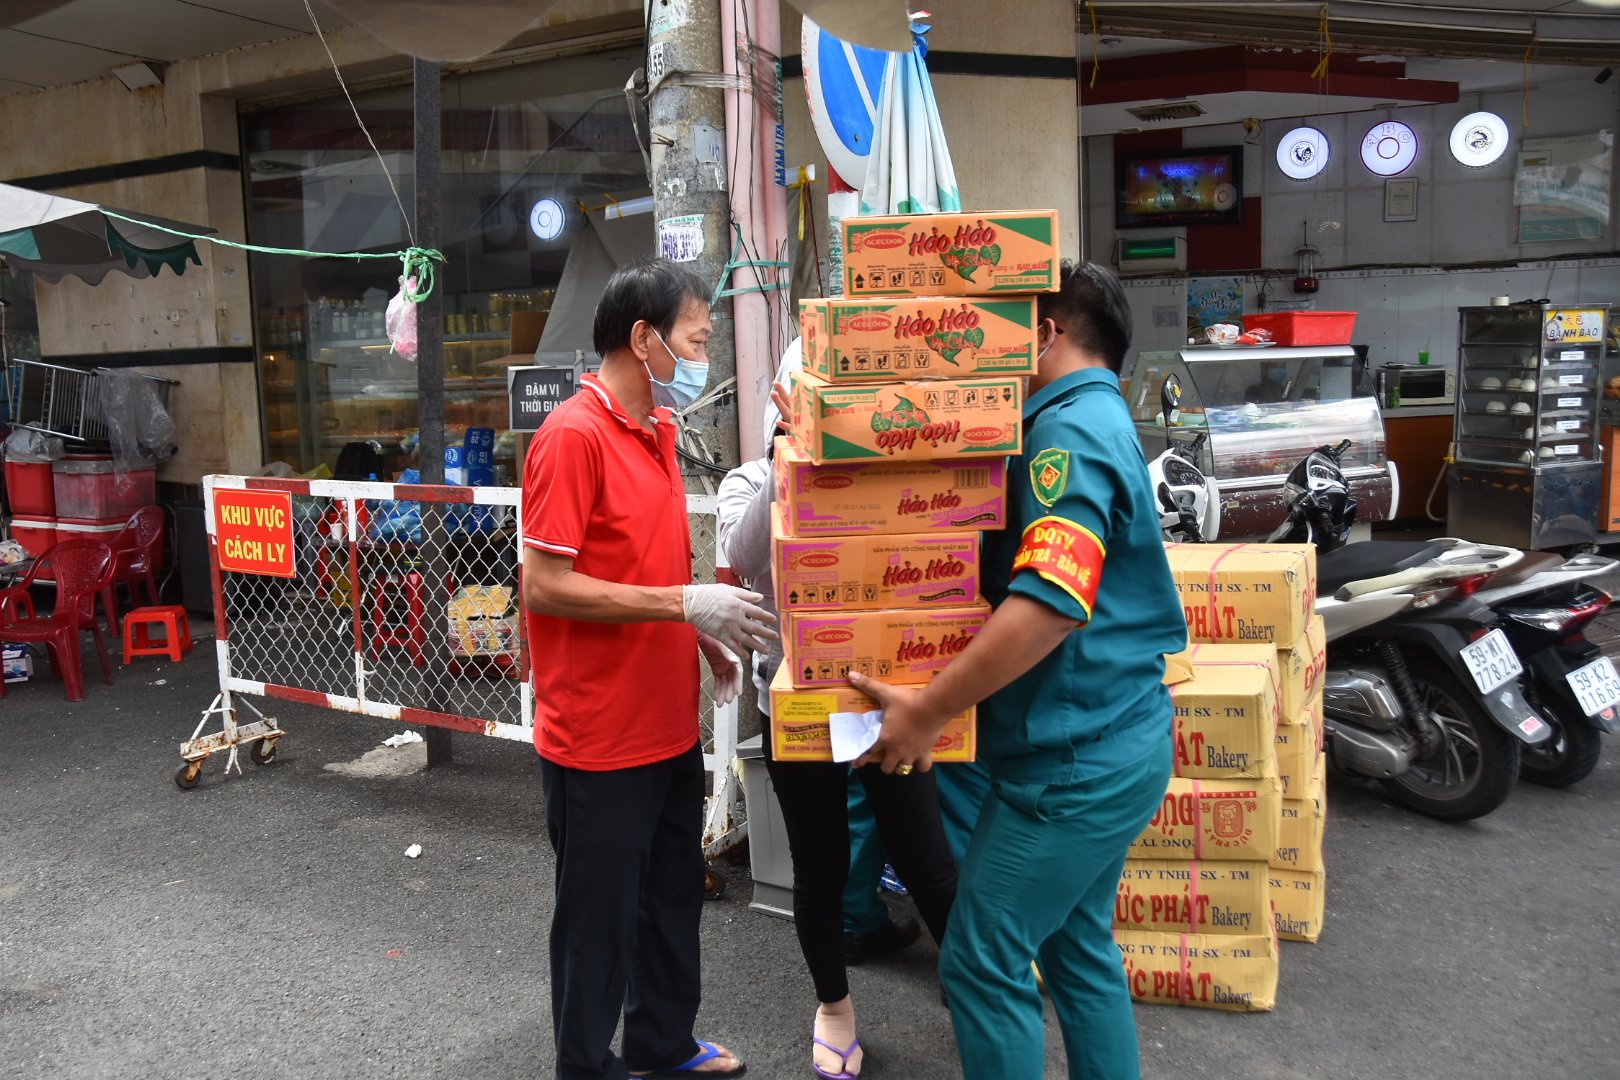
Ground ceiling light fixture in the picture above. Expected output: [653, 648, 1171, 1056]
[1276, 126, 1330, 180]
[1360, 120, 1418, 176]
[1449, 111, 1510, 168]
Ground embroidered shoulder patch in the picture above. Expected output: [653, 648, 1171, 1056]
[1029, 447, 1070, 507]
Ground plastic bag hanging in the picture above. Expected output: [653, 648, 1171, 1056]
[386, 275, 420, 361]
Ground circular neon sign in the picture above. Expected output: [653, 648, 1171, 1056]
[1276, 126, 1330, 180]
[529, 197, 566, 241]
[1360, 120, 1418, 176]
[1449, 111, 1509, 168]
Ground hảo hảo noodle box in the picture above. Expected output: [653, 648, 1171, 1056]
[791, 370, 1022, 463]
[842, 210, 1060, 297]
[799, 296, 1038, 382]
[783, 603, 990, 689]
[770, 504, 981, 611]
[766, 664, 975, 762]
[772, 436, 1008, 536]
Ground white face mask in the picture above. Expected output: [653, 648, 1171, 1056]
[645, 328, 710, 411]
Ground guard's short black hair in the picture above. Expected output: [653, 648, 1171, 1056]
[1036, 260, 1133, 373]
[593, 257, 711, 358]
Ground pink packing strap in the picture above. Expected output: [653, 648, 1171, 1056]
[1186, 858, 1202, 933]
[1191, 779, 1204, 860]
[1178, 932, 1193, 1006]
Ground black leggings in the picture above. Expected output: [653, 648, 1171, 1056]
[762, 713, 958, 1003]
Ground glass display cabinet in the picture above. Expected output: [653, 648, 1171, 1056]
[1121, 344, 1393, 538]
[1448, 304, 1609, 549]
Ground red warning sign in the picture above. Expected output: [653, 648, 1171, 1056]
[213, 489, 296, 578]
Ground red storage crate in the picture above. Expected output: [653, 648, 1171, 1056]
[51, 457, 156, 522]
[4, 459, 55, 516]
[1242, 311, 1358, 346]
[11, 516, 56, 579]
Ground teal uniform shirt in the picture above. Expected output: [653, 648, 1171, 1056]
[979, 367, 1188, 785]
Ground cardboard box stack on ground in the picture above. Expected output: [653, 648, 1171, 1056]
[765, 209, 1056, 761]
[1120, 544, 1325, 1011]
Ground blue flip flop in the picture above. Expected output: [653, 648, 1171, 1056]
[633, 1040, 747, 1078]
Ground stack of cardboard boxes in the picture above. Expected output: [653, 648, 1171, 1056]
[765, 210, 1062, 763]
[1117, 543, 1327, 1012]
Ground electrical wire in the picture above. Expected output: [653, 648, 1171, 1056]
[301, 0, 415, 246]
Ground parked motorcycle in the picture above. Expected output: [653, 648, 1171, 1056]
[1148, 375, 1218, 544]
[1474, 552, 1618, 787]
[1269, 440, 1553, 820]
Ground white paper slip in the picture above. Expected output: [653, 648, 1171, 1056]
[829, 709, 884, 763]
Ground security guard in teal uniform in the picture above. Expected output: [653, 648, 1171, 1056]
[849, 260, 1187, 1080]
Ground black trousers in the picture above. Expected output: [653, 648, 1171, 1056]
[762, 714, 958, 1003]
[540, 743, 706, 1080]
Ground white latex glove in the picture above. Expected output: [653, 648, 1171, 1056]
[698, 632, 743, 707]
[682, 583, 779, 655]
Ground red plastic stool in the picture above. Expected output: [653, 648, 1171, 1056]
[368, 571, 427, 668]
[122, 605, 193, 664]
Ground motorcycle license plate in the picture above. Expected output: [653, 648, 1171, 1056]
[1460, 629, 1523, 694]
[1566, 656, 1620, 717]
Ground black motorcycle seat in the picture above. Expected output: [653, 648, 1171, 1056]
[1316, 540, 1455, 593]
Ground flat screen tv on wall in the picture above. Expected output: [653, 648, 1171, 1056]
[1115, 147, 1244, 228]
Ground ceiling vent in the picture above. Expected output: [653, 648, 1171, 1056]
[1126, 100, 1207, 123]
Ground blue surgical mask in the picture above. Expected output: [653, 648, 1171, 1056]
[647, 329, 710, 411]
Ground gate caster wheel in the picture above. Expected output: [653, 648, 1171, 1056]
[704, 869, 726, 901]
[251, 739, 277, 765]
[174, 761, 203, 790]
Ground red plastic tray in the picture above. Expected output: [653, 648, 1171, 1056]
[1242, 311, 1358, 346]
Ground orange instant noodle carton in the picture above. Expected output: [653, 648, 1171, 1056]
[799, 296, 1037, 382]
[783, 603, 990, 689]
[767, 665, 975, 763]
[773, 436, 1008, 537]
[791, 370, 1022, 464]
[770, 505, 980, 612]
[842, 210, 1060, 298]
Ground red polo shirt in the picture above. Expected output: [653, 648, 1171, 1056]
[522, 374, 699, 770]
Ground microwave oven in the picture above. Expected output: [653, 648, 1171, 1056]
[1377, 364, 1454, 407]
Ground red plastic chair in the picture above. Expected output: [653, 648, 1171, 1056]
[0, 539, 117, 701]
[102, 506, 165, 633]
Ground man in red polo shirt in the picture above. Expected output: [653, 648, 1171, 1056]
[522, 258, 775, 1080]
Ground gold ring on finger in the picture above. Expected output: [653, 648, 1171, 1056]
[896, 763, 914, 776]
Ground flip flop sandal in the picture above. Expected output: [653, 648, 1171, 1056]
[633, 1040, 747, 1078]
[811, 1036, 862, 1080]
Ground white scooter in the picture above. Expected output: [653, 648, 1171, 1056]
[1148, 375, 1219, 544]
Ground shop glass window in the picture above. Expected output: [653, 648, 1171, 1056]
[242, 44, 652, 478]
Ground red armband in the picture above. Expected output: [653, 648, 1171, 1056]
[1011, 515, 1105, 617]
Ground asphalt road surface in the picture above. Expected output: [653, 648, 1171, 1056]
[2, 617, 1617, 1079]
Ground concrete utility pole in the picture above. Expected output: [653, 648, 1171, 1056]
[646, 0, 738, 480]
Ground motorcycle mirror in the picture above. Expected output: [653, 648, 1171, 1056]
[1160, 374, 1182, 454]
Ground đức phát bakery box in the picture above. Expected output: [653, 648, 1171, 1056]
[1272, 751, 1327, 872]
[1166, 615, 1325, 723]
[1114, 859, 1272, 936]
[1169, 658, 1280, 780]
[767, 665, 975, 762]
[799, 296, 1038, 382]
[1131, 775, 1283, 863]
[1269, 867, 1326, 943]
[773, 436, 1008, 537]
[771, 505, 980, 611]
[842, 210, 1061, 298]
[783, 603, 990, 688]
[1274, 705, 1323, 798]
[1165, 543, 1318, 646]
[791, 370, 1023, 464]
[1114, 929, 1279, 1012]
